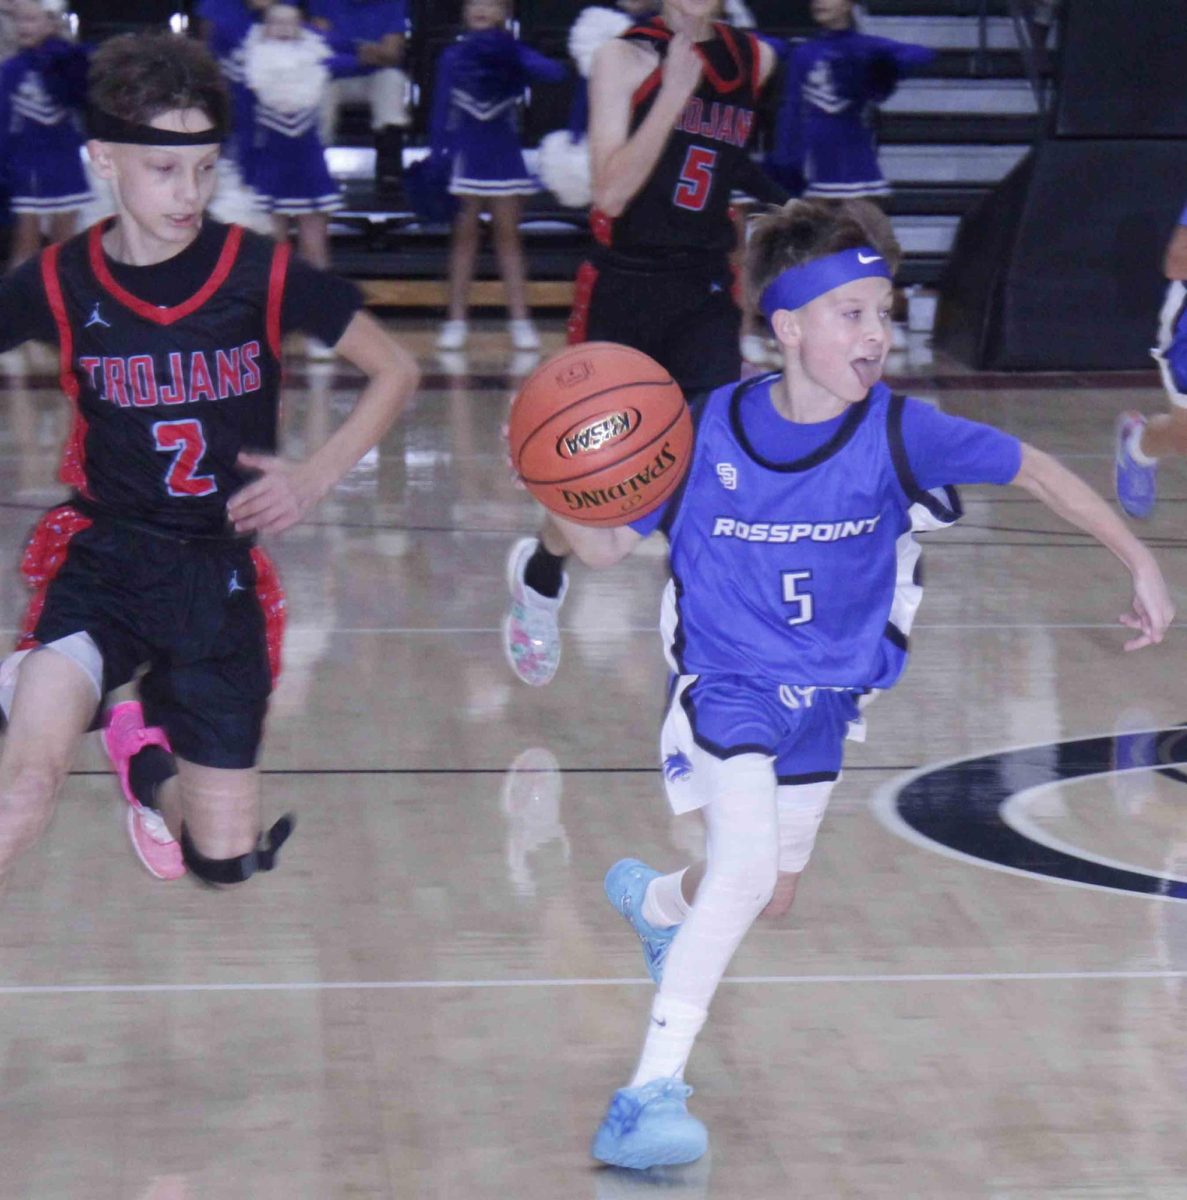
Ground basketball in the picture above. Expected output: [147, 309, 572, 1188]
[508, 342, 693, 527]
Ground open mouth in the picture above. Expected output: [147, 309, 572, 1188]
[851, 355, 882, 389]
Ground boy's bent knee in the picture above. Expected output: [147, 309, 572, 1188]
[180, 814, 295, 886]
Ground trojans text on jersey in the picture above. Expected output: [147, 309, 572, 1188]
[674, 98, 754, 148]
[77, 342, 263, 408]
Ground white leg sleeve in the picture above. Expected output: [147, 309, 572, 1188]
[631, 754, 780, 1085]
[775, 779, 837, 874]
[0, 632, 103, 718]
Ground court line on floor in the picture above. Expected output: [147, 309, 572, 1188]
[63, 764, 916, 777]
[2, 969, 1186, 996]
[0, 623, 1170, 636]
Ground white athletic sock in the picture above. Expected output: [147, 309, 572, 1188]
[629, 995, 707, 1087]
[1127, 421, 1158, 466]
[641, 868, 691, 929]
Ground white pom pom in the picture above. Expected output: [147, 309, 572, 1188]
[537, 130, 592, 208]
[722, 0, 756, 27]
[244, 27, 330, 112]
[568, 6, 633, 78]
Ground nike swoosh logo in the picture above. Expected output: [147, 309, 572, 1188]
[651, 1016, 667, 1027]
[857, 253, 882, 264]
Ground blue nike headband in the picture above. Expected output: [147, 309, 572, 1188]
[759, 247, 893, 320]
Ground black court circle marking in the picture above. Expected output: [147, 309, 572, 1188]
[872, 727, 1187, 901]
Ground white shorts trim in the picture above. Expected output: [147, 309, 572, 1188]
[10, 191, 92, 214]
[449, 178, 540, 196]
[262, 194, 343, 215]
[0, 631, 103, 718]
[803, 180, 891, 198]
[1152, 280, 1187, 407]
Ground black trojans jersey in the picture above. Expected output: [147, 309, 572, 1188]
[596, 19, 763, 262]
[40, 219, 289, 536]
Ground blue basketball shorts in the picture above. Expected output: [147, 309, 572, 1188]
[659, 673, 862, 816]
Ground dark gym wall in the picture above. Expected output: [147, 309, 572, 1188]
[935, 0, 1187, 369]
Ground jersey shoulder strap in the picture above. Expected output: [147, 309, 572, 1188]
[659, 377, 754, 538]
[885, 392, 963, 526]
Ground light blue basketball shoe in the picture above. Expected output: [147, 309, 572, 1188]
[604, 858, 679, 984]
[592, 1078, 708, 1169]
[1115, 411, 1157, 519]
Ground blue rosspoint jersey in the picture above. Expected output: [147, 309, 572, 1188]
[657, 377, 986, 691]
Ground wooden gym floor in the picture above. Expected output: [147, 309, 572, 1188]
[1, 319, 1185, 1199]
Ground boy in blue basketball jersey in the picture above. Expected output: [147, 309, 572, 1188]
[541, 198, 1174, 1170]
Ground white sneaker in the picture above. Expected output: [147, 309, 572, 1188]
[502, 537, 567, 686]
[509, 319, 540, 351]
[436, 319, 468, 351]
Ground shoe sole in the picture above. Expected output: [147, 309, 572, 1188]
[591, 1129, 708, 1169]
[126, 807, 185, 881]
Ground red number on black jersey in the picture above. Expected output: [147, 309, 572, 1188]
[153, 419, 217, 497]
[673, 146, 719, 212]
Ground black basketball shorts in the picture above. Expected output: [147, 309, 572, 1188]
[568, 256, 742, 396]
[18, 506, 284, 770]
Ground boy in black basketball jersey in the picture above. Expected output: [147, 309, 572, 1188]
[0, 32, 419, 886]
[502, 0, 781, 688]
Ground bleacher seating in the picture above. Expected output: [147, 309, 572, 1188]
[178, 0, 1048, 306]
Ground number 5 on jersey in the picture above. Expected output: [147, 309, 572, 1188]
[782, 570, 814, 626]
[674, 146, 718, 212]
[153, 418, 217, 497]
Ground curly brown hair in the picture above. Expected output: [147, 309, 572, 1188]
[746, 198, 902, 310]
[88, 31, 229, 131]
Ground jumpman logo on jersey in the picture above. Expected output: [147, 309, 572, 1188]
[85, 302, 111, 329]
[227, 570, 246, 596]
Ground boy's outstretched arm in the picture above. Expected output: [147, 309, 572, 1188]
[229, 311, 420, 535]
[1011, 443, 1174, 650]
[549, 513, 642, 569]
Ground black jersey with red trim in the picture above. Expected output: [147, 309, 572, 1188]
[598, 19, 763, 262]
[40, 219, 289, 537]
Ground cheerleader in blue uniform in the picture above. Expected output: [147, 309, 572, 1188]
[243, 2, 343, 309]
[431, 0, 567, 352]
[0, 0, 91, 269]
[767, 0, 933, 199]
[194, 0, 265, 185]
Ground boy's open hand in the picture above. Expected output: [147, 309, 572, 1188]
[1120, 564, 1175, 651]
[660, 33, 704, 105]
[228, 452, 323, 535]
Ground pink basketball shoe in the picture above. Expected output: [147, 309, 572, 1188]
[102, 701, 185, 880]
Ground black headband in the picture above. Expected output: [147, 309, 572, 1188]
[86, 107, 226, 146]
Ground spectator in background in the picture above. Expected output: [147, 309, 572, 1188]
[1114, 203, 1187, 520]
[193, 0, 268, 188]
[765, 0, 933, 200]
[431, 0, 567, 353]
[243, 1, 343, 358]
[0, 0, 19, 61]
[309, 0, 409, 199]
[0, 0, 91, 270]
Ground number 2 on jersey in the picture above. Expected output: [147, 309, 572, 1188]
[674, 146, 718, 212]
[153, 418, 217, 497]
[782, 570, 814, 626]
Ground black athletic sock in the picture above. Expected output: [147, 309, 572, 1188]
[524, 545, 566, 598]
[128, 744, 177, 810]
